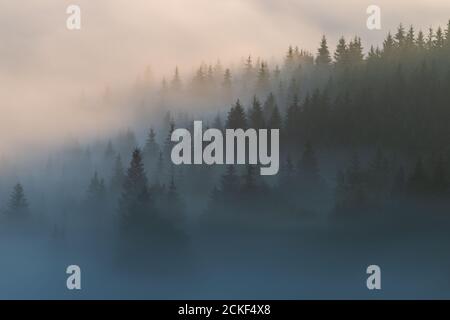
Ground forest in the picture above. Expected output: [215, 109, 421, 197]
[1, 21, 450, 298]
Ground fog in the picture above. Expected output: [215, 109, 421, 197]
[2, 1, 450, 299]
[2, 0, 450, 156]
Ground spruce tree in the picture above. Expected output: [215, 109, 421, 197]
[394, 24, 406, 48]
[119, 149, 153, 228]
[226, 99, 247, 129]
[316, 35, 331, 65]
[249, 96, 265, 129]
[268, 104, 282, 130]
[416, 30, 426, 49]
[383, 32, 395, 56]
[171, 66, 182, 91]
[104, 140, 115, 159]
[143, 127, 160, 159]
[8, 183, 29, 217]
[435, 27, 445, 48]
[87, 172, 106, 206]
[110, 154, 125, 194]
[334, 37, 348, 66]
[256, 61, 270, 92]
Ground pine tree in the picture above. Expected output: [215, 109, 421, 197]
[8, 183, 29, 216]
[249, 96, 265, 129]
[285, 45, 295, 69]
[435, 27, 445, 48]
[222, 68, 232, 101]
[244, 55, 253, 74]
[383, 32, 395, 56]
[262, 92, 277, 120]
[445, 20, 450, 46]
[273, 65, 281, 80]
[348, 37, 364, 64]
[316, 35, 331, 65]
[171, 66, 182, 91]
[426, 27, 434, 50]
[223, 69, 232, 88]
[87, 172, 106, 205]
[213, 60, 224, 81]
[226, 99, 247, 129]
[416, 30, 426, 49]
[104, 140, 115, 159]
[334, 36, 348, 66]
[285, 94, 299, 138]
[268, 104, 282, 130]
[164, 121, 176, 158]
[256, 61, 270, 92]
[405, 25, 415, 49]
[118, 149, 153, 228]
[110, 154, 125, 194]
[143, 127, 160, 159]
[367, 45, 380, 61]
[394, 24, 406, 48]
[166, 175, 183, 223]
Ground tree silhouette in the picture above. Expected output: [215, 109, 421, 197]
[8, 183, 28, 217]
[226, 99, 247, 129]
[316, 35, 331, 65]
[119, 149, 153, 230]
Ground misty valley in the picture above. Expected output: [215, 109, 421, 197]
[2, 20, 450, 299]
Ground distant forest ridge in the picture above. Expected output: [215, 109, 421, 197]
[124, 21, 450, 154]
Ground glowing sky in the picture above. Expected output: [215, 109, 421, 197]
[1, 0, 449, 154]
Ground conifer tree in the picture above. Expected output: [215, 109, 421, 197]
[435, 27, 444, 48]
[285, 94, 299, 138]
[405, 25, 415, 49]
[249, 96, 265, 129]
[348, 37, 364, 64]
[104, 140, 115, 159]
[166, 175, 183, 223]
[256, 62, 270, 92]
[8, 183, 28, 216]
[110, 154, 125, 194]
[426, 27, 434, 50]
[383, 32, 395, 56]
[334, 37, 348, 66]
[416, 30, 426, 49]
[143, 127, 160, 160]
[316, 36, 331, 65]
[226, 99, 247, 129]
[394, 24, 406, 48]
[285, 46, 295, 69]
[119, 149, 153, 228]
[268, 104, 282, 130]
[87, 172, 106, 206]
[171, 66, 182, 91]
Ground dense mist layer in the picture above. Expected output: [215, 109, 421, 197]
[2, 0, 450, 156]
[2, 2, 450, 299]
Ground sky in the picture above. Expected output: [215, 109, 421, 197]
[1, 0, 450, 155]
